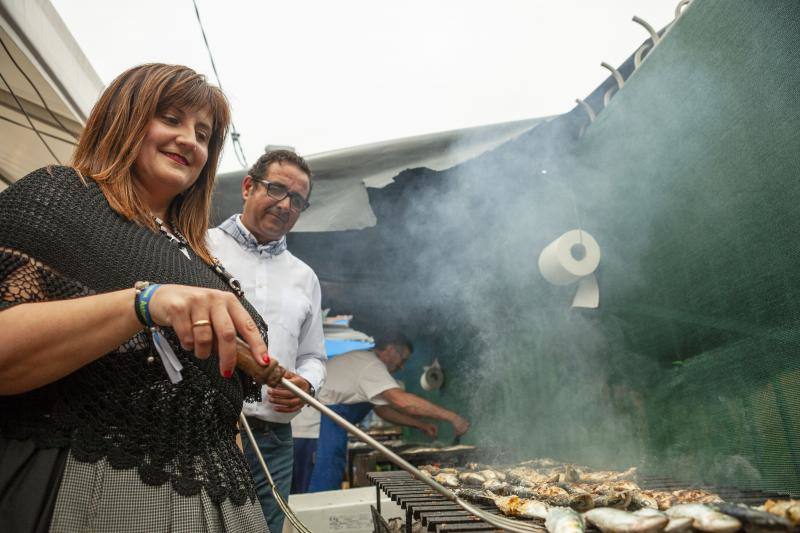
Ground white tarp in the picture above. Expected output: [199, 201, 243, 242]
[213, 116, 547, 232]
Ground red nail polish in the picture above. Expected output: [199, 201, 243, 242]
[262, 353, 270, 364]
[223, 369, 233, 378]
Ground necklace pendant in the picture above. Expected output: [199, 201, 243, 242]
[213, 260, 244, 298]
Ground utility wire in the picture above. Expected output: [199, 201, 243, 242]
[0, 68, 62, 164]
[192, 0, 248, 168]
[0, 33, 79, 140]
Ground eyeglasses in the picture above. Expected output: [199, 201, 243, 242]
[253, 179, 310, 212]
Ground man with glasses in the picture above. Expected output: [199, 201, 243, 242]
[208, 149, 326, 533]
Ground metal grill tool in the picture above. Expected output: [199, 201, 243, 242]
[238, 412, 313, 533]
[235, 338, 539, 533]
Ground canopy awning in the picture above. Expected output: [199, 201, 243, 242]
[0, 0, 103, 190]
[212, 116, 548, 232]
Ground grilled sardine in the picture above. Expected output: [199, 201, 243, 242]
[479, 469, 505, 482]
[507, 467, 559, 486]
[459, 472, 486, 487]
[546, 507, 585, 533]
[631, 491, 659, 510]
[508, 485, 572, 508]
[494, 494, 550, 520]
[556, 483, 595, 512]
[714, 502, 793, 532]
[453, 488, 497, 507]
[592, 490, 633, 510]
[434, 472, 460, 488]
[764, 499, 800, 526]
[634, 508, 692, 533]
[671, 490, 722, 505]
[640, 490, 676, 511]
[584, 507, 668, 533]
[483, 479, 508, 493]
[665, 503, 741, 533]
[559, 464, 581, 483]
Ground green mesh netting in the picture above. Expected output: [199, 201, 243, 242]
[403, 0, 800, 496]
[566, 0, 800, 493]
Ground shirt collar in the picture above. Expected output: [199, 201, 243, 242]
[217, 214, 288, 258]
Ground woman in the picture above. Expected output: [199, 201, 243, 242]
[0, 64, 282, 532]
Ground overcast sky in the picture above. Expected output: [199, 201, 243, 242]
[51, 1, 677, 173]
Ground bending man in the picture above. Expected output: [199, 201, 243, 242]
[294, 332, 469, 493]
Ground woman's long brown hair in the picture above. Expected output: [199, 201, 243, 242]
[72, 63, 231, 264]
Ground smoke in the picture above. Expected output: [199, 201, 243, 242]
[357, 115, 658, 470]
[353, 4, 800, 493]
[287, 1, 800, 495]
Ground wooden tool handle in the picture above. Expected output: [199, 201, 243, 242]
[235, 338, 284, 387]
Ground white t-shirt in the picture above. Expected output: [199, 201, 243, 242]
[208, 219, 327, 424]
[291, 350, 398, 438]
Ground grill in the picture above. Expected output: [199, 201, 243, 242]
[368, 467, 792, 533]
[349, 444, 484, 488]
[369, 471, 538, 533]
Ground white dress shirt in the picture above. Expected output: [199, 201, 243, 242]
[208, 217, 327, 423]
[291, 350, 399, 438]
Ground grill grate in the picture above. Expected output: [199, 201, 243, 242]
[369, 469, 792, 533]
[370, 471, 542, 533]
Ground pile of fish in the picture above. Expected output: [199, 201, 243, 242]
[418, 461, 799, 533]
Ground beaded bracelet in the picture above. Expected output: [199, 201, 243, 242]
[134, 281, 161, 327]
[133, 281, 182, 384]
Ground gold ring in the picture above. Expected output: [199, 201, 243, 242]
[192, 319, 211, 328]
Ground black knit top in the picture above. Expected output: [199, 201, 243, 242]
[0, 166, 263, 506]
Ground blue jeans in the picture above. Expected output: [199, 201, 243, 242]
[241, 420, 293, 533]
[291, 437, 317, 494]
[307, 402, 373, 493]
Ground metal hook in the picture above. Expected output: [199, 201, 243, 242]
[675, 0, 692, 20]
[575, 98, 596, 123]
[633, 42, 652, 69]
[632, 15, 661, 45]
[601, 62, 625, 90]
[603, 86, 618, 107]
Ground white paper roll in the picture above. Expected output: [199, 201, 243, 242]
[538, 230, 601, 308]
[572, 273, 599, 308]
[420, 359, 444, 391]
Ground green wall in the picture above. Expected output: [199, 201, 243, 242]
[398, 0, 800, 495]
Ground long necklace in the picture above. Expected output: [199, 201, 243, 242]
[152, 215, 243, 298]
[153, 215, 190, 258]
[145, 216, 246, 383]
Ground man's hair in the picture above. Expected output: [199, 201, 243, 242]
[248, 149, 313, 198]
[374, 332, 414, 354]
[72, 63, 231, 265]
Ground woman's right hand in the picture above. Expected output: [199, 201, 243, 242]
[147, 284, 270, 378]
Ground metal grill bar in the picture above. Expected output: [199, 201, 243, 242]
[370, 471, 547, 533]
